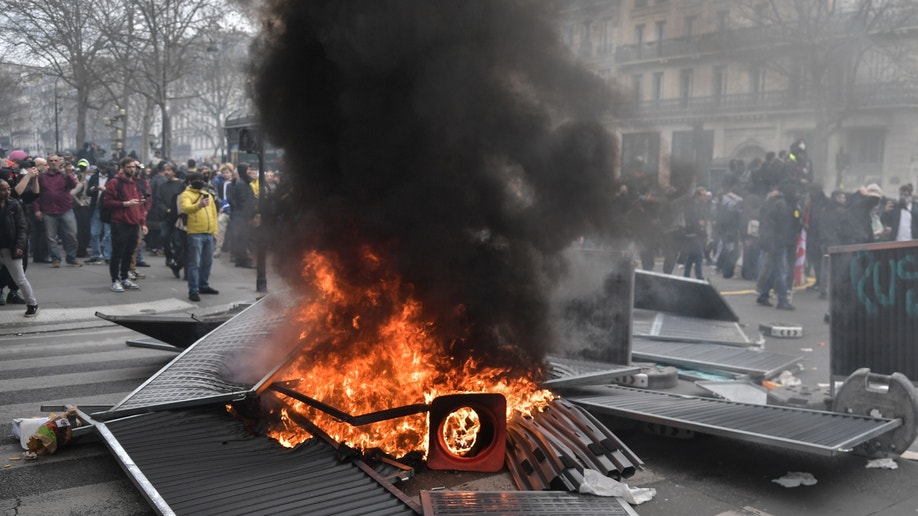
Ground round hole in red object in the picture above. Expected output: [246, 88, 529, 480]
[428, 393, 506, 472]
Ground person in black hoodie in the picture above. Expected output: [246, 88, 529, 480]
[755, 180, 802, 310]
[228, 162, 256, 268]
[0, 180, 38, 316]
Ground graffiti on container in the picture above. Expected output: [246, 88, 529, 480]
[850, 250, 918, 317]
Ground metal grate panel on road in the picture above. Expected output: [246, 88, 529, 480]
[97, 406, 418, 515]
[567, 384, 901, 456]
[631, 338, 802, 378]
[633, 310, 751, 345]
[420, 491, 638, 516]
[98, 293, 303, 419]
[544, 356, 641, 388]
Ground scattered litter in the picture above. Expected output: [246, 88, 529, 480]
[800, 348, 813, 352]
[776, 370, 802, 387]
[772, 471, 817, 488]
[11, 407, 82, 457]
[11, 417, 49, 449]
[901, 451, 918, 461]
[818, 342, 826, 347]
[3, 464, 9, 469]
[866, 458, 898, 470]
[8, 457, 21, 461]
[579, 469, 657, 505]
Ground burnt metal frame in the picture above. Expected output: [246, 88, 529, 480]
[269, 380, 430, 426]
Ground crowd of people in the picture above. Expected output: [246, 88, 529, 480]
[618, 139, 916, 311]
[0, 149, 282, 314]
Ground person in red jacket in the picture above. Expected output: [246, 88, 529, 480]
[103, 158, 148, 292]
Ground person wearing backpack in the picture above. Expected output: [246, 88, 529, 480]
[103, 158, 147, 292]
[86, 162, 115, 264]
[153, 162, 186, 277]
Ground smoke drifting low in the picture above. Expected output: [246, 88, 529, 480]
[250, 1, 621, 369]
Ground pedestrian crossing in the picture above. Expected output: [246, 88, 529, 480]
[0, 325, 173, 514]
[0, 298, 194, 328]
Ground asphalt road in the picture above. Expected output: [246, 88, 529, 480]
[1, 256, 917, 515]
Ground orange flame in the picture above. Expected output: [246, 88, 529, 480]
[266, 249, 553, 458]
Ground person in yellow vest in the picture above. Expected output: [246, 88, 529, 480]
[179, 172, 219, 302]
[248, 166, 259, 198]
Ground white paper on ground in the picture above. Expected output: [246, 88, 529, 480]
[772, 471, 817, 487]
[12, 417, 50, 450]
[865, 458, 898, 470]
[579, 468, 657, 504]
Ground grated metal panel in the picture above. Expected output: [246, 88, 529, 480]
[567, 385, 901, 456]
[100, 294, 302, 419]
[97, 407, 419, 515]
[420, 491, 638, 516]
[634, 269, 738, 321]
[631, 338, 802, 378]
[632, 311, 751, 345]
[544, 356, 641, 388]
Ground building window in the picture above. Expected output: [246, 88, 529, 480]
[684, 15, 696, 38]
[621, 132, 661, 177]
[652, 72, 664, 104]
[654, 20, 666, 56]
[713, 66, 727, 102]
[580, 21, 593, 57]
[750, 65, 765, 100]
[672, 129, 715, 177]
[848, 128, 885, 169]
[632, 74, 644, 104]
[600, 18, 613, 55]
[679, 68, 693, 107]
[717, 10, 729, 32]
[635, 24, 646, 58]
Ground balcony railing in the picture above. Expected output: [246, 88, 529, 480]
[624, 83, 918, 118]
[615, 15, 867, 64]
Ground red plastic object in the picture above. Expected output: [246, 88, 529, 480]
[427, 393, 507, 472]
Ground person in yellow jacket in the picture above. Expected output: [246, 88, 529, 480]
[179, 172, 219, 302]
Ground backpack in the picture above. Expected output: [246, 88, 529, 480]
[98, 179, 122, 224]
[99, 178, 147, 223]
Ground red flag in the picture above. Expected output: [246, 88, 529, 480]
[794, 205, 810, 287]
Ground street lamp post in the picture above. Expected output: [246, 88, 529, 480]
[256, 146, 267, 293]
[54, 79, 60, 154]
[236, 126, 268, 293]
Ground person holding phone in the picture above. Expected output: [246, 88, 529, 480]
[33, 154, 82, 267]
[104, 158, 148, 292]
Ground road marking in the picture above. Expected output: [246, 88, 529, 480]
[0, 298, 194, 326]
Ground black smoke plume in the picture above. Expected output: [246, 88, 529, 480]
[250, 1, 622, 372]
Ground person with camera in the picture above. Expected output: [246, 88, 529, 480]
[0, 159, 39, 305]
[104, 157, 147, 292]
[179, 172, 219, 302]
[70, 159, 92, 259]
[33, 154, 82, 267]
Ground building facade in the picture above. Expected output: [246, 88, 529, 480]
[559, 0, 918, 195]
